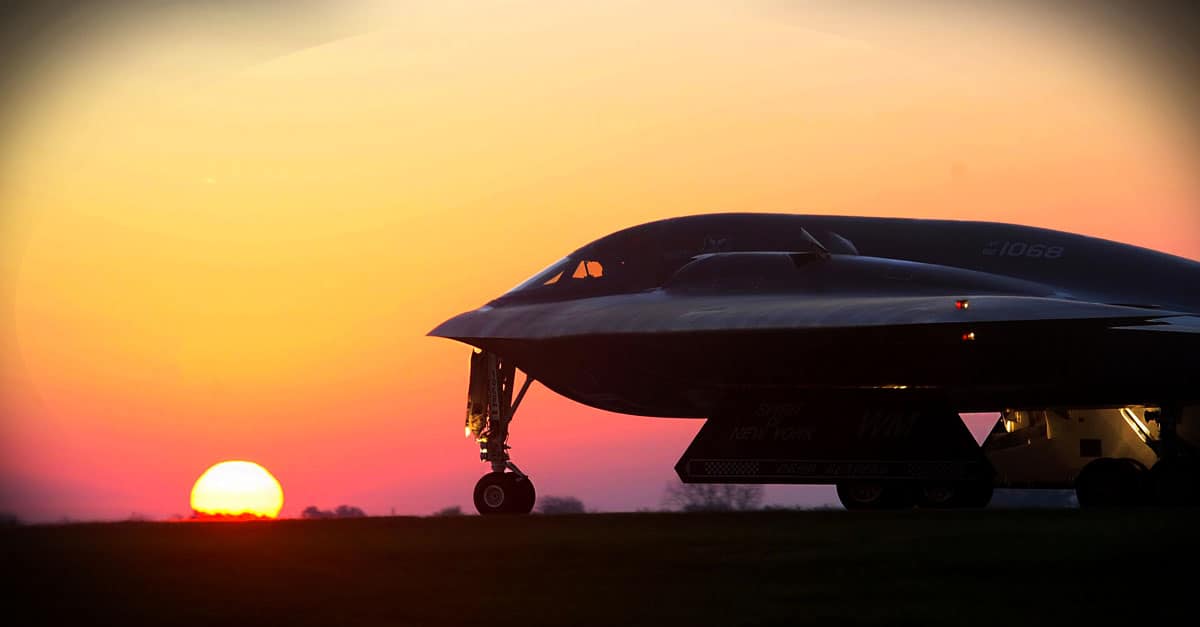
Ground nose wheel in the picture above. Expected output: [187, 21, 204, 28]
[465, 351, 538, 515]
[474, 471, 537, 515]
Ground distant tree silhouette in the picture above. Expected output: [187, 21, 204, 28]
[334, 505, 366, 518]
[302, 505, 367, 519]
[0, 512, 19, 526]
[432, 505, 464, 517]
[301, 506, 332, 520]
[190, 511, 272, 521]
[662, 480, 763, 512]
[536, 495, 585, 515]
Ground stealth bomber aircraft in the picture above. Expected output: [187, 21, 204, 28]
[430, 214, 1200, 513]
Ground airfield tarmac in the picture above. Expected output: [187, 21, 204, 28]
[6, 509, 1199, 626]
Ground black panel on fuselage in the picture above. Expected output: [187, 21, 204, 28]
[674, 401, 992, 485]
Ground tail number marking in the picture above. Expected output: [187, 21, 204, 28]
[983, 241, 1064, 259]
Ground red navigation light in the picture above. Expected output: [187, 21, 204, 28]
[961, 331, 976, 341]
[955, 299, 969, 310]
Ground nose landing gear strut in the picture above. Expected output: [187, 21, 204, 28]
[466, 350, 536, 514]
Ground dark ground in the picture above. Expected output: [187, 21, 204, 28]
[5, 509, 1199, 626]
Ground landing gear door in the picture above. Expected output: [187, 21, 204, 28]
[466, 350, 489, 438]
[675, 402, 992, 485]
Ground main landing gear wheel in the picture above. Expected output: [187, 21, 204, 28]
[916, 481, 992, 509]
[836, 481, 914, 510]
[1149, 457, 1200, 507]
[1075, 458, 1147, 508]
[917, 483, 956, 509]
[953, 481, 994, 509]
[473, 472, 536, 515]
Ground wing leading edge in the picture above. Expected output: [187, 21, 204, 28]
[429, 294, 1192, 341]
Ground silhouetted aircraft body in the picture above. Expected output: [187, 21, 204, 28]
[430, 214, 1200, 513]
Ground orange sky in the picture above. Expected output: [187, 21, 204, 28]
[1, 1, 1197, 521]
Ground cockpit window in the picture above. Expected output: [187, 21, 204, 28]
[498, 252, 639, 303]
[494, 226, 666, 304]
[502, 257, 611, 295]
[505, 257, 572, 293]
[571, 260, 604, 279]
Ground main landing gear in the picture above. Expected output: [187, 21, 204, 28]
[1075, 405, 1200, 508]
[466, 350, 537, 515]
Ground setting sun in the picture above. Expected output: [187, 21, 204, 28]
[190, 461, 284, 519]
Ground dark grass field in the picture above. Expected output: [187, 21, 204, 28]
[5, 509, 1200, 626]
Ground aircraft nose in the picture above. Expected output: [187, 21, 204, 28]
[427, 313, 466, 338]
[427, 309, 488, 339]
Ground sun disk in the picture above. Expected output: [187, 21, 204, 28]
[190, 460, 284, 519]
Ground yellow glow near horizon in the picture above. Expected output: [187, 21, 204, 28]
[190, 461, 284, 518]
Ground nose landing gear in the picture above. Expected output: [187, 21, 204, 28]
[466, 351, 536, 515]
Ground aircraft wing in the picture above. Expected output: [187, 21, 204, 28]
[1110, 315, 1200, 334]
[430, 293, 1196, 340]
